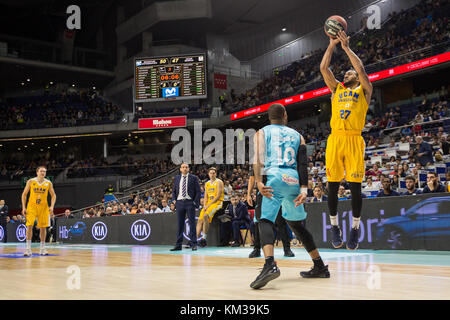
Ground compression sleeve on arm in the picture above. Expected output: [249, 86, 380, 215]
[297, 144, 308, 186]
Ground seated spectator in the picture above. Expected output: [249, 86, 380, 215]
[105, 207, 113, 216]
[363, 176, 380, 191]
[63, 209, 75, 219]
[392, 175, 400, 191]
[148, 202, 162, 214]
[16, 215, 24, 224]
[310, 186, 328, 203]
[366, 163, 382, 177]
[416, 136, 434, 167]
[82, 210, 90, 218]
[377, 176, 400, 197]
[169, 202, 176, 212]
[160, 199, 171, 213]
[224, 195, 253, 247]
[422, 172, 446, 193]
[402, 175, 422, 196]
[338, 185, 351, 200]
[129, 205, 138, 214]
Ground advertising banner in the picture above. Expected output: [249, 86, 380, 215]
[304, 193, 450, 250]
[138, 116, 187, 130]
[54, 193, 449, 250]
[231, 52, 450, 120]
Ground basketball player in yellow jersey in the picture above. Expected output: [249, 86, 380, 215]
[21, 166, 56, 256]
[196, 167, 224, 247]
[320, 30, 373, 250]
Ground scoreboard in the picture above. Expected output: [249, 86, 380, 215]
[134, 54, 207, 102]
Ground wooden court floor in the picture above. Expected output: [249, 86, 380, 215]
[1, 243, 450, 300]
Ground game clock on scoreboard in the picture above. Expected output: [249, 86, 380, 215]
[134, 54, 207, 103]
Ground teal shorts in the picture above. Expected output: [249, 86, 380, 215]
[261, 168, 307, 223]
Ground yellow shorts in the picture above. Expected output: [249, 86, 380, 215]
[199, 202, 223, 223]
[325, 130, 366, 183]
[26, 205, 50, 228]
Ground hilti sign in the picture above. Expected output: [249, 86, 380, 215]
[231, 51, 450, 120]
[138, 116, 187, 129]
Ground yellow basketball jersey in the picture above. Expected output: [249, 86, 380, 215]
[28, 178, 51, 208]
[205, 179, 224, 204]
[330, 83, 368, 132]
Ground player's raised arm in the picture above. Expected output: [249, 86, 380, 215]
[320, 37, 341, 94]
[21, 179, 31, 216]
[337, 30, 373, 101]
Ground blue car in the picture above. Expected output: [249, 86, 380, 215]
[376, 196, 450, 250]
[68, 222, 87, 240]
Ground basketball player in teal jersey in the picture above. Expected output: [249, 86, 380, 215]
[250, 103, 329, 289]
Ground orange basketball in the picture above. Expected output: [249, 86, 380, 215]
[324, 15, 347, 38]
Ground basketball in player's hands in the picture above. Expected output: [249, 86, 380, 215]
[324, 15, 347, 39]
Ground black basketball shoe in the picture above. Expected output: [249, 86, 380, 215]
[250, 262, 280, 289]
[199, 238, 207, 247]
[249, 248, 261, 258]
[346, 227, 359, 250]
[331, 225, 344, 248]
[284, 248, 295, 257]
[300, 265, 330, 278]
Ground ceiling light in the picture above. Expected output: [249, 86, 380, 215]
[282, 27, 287, 32]
[26, 78, 30, 82]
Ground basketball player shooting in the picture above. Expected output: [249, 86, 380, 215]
[320, 30, 373, 250]
[250, 103, 329, 290]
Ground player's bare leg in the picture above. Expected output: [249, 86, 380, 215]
[39, 227, 48, 255]
[24, 225, 33, 256]
[199, 215, 209, 247]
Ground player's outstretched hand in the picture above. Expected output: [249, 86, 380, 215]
[337, 30, 350, 49]
[257, 182, 273, 199]
[294, 193, 307, 207]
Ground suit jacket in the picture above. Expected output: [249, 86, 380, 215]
[172, 174, 202, 208]
[0, 204, 8, 223]
[312, 195, 328, 202]
[226, 202, 251, 224]
[418, 141, 433, 166]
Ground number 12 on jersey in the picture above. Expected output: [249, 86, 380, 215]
[340, 110, 351, 119]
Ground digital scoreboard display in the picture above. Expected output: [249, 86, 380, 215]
[134, 54, 207, 102]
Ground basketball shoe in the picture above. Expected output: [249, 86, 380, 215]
[331, 225, 344, 248]
[250, 261, 280, 289]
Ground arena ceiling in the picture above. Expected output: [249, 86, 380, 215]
[0, 0, 319, 43]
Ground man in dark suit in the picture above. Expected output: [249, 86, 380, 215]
[227, 195, 253, 247]
[0, 200, 8, 243]
[171, 163, 201, 251]
[310, 186, 328, 202]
